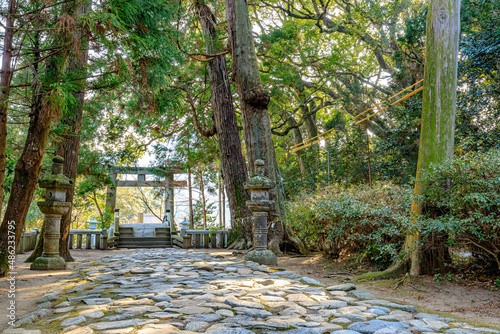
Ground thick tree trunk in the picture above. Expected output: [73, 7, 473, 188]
[224, 0, 286, 218]
[356, 0, 460, 280]
[56, 2, 89, 262]
[0, 0, 16, 215]
[406, 0, 460, 275]
[0, 89, 56, 276]
[26, 220, 45, 262]
[224, 0, 307, 254]
[194, 0, 251, 228]
[0, 24, 68, 274]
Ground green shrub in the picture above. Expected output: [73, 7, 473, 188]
[420, 150, 500, 271]
[285, 183, 413, 269]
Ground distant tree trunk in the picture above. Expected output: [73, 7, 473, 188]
[197, 167, 207, 229]
[194, 0, 251, 230]
[188, 165, 194, 229]
[224, 0, 285, 217]
[358, 0, 460, 280]
[56, 1, 89, 262]
[0, 0, 16, 215]
[287, 116, 305, 176]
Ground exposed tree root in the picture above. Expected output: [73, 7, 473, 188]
[284, 224, 308, 255]
[352, 258, 409, 282]
[268, 238, 282, 256]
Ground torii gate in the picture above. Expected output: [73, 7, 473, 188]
[105, 165, 186, 229]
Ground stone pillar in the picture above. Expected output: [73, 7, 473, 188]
[165, 174, 174, 221]
[244, 159, 277, 265]
[114, 208, 120, 237]
[31, 156, 73, 270]
[105, 173, 117, 225]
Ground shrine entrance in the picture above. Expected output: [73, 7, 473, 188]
[105, 165, 186, 248]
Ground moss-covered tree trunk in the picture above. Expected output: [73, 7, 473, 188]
[0, 59, 63, 275]
[406, 0, 460, 275]
[194, 0, 251, 228]
[0, 19, 69, 274]
[359, 0, 460, 280]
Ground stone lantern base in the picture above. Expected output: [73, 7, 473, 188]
[245, 249, 277, 266]
[30, 255, 67, 270]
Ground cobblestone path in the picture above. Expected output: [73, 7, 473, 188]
[4, 249, 500, 334]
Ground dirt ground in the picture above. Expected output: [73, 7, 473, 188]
[1, 249, 499, 331]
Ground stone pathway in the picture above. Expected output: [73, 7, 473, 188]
[4, 249, 500, 334]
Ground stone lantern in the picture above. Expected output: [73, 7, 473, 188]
[244, 159, 277, 265]
[88, 216, 98, 248]
[31, 156, 73, 270]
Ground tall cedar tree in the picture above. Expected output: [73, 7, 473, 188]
[0, 8, 72, 276]
[358, 0, 461, 279]
[27, 2, 90, 263]
[224, 0, 307, 254]
[193, 0, 251, 224]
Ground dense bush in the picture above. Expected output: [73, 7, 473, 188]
[286, 150, 500, 273]
[421, 150, 500, 271]
[285, 184, 413, 269]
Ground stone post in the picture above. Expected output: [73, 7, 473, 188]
[101, 228, 108, 250]
[114, 208, 120, 237]
[31, 156, 73, 270]
[180, 219, 191, 249]
[244, 159, 277, 265]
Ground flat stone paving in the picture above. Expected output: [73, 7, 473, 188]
[5, 249, 500, 334]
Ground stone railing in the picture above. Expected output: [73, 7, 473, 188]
[179, 229, 231, 249]
[16, 229, 41, 254]
[69, 229, 110, 250]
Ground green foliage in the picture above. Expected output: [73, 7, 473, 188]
[192, 200, 216, 229]
[285, 183, 413, 269]
[286, 151, 500, 273]
[419, 150, 500, 271]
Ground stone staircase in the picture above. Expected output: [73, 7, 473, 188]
[118, 224, 172, 248]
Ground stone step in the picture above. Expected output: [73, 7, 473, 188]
[119, 237, 171, 241]
[118, 236, 172, 249]
[118, 244, 172, 248]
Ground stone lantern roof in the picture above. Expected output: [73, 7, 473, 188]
[244, 159, 275, 190]
[38, 156, 73, 191]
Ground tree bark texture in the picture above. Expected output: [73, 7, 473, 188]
[224, 0, 286, 217]
[56, 1, 89, 262]
[0, 0, 16, 215]
[0, 84, 57, 276]
[194, 0, 251, 225]
[388, 0, 460, 277]
[0, 32, 67, 275]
